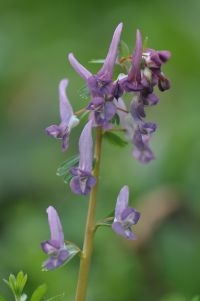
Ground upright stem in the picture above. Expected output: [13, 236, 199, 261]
[75, 127, 103, 301]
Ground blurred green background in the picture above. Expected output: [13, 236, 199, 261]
[0, 0, 200, 300]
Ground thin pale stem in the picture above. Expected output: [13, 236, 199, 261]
[75, 127, 103, 301]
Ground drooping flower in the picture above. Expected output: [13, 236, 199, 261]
[41, 206, 69, 270]
[141, 48, 171, 91]
[46, 79, 79, 151]
[70, 120, 96, 195]
[130, 96, 157, 163]
[68, 23, 123, 128]
[132, 125, 155, 163]
[112, 186, 140, 240]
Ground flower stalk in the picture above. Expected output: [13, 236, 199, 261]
[75, 127, 103, 301]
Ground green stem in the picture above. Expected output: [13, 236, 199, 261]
[75, 127, 103, 301]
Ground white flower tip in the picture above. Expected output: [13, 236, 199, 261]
[59, 78, 69, 93]
[68, 115, 80, 130]
[116, 22, 123, 31]
[68, 53, 74, 61]
[121, 185, 129, 194]
[46, 206, 56, 215]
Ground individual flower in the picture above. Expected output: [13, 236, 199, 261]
[132, 125, 155, 163]
[68, 23, 123, 128]
[112, 186, 140, 240]
[41, 206, 69, 270]
[120, 29, 143, 92]
[87, 97, 116, 129]
[141, 48, 171, 91]
[46, 79, 79, 151]
[70, 120, 96, 195]
[130, 96, 157, 163]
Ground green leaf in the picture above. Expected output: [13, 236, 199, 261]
[119, 40, 130, 59]
[4, 271, 27, 301]
[16, 271, 27, 295]
[56, 155, 79, 177]
[0, 295, 7, 301]
[79, 85, 90, 100]
[30, 284, 47, 301]
[103, 131, 128, 147]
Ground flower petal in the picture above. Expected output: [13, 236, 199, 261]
[114, 186, 129, 220]
[59, 79, 73, 123]
[98, 23, 123, 79]
[112, 221, 136, 240]
[78, 120, 93, 172]
[70, 173, 96, 195]
[42, 249, 69, 271]
[128, 29, 143, 83]
[47, 206, 64, 247]
[68, 53, 92, 80]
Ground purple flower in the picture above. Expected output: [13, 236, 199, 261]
[70, 120, 96, 195]
[132, 126, 155, 163]
[112, 186, 140, 240]
[68, 23, 123, 128]
[46, 79, 79, 151]
[69, 22, 123, 85]
[87, 97, 117, 129]
[129, 97, 157, 163]
[41, 206, 69, 271]
[120, 30, 143, 92]
[142, 48, 171, 91]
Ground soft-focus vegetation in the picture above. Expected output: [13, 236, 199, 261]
[0, 0, 200, 300]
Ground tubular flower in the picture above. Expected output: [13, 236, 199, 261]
[68, 23, 123, 128]
[70, 120, 96, 195]
[120, 29, 143, 92]
[41, 206, 69, 271]
[46, 79, 79, 151]
[112, 186, 140, 240]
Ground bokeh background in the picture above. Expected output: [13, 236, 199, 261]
[0, 0, 200, 300]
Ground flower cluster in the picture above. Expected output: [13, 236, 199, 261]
[46, 23, 170, 174]
[42, 23, 171, 270]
